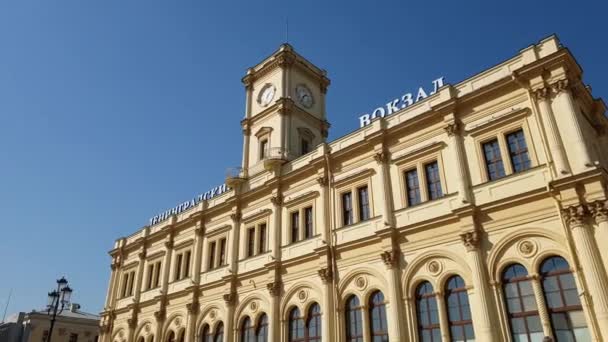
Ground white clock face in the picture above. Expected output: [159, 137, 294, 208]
[259, 84, 276, 107]
[296, 84, 313, 108]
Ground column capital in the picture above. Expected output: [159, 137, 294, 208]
[186, 302, 199, 314]
[270, 194, 283, 206]
[266, 281, 282, 296]
[561, 204, 589, 228]
[318, 267, 333, 283]
[444, 121, 462, 136]
[533, 87, 553, 101]
[316, 176, 328, 187]
[380, 249, 400, 268]
[589, 200, 608, 224]
[230, 211, 242, 222]
[373, 150, 390, 164]
[551, 78, 572, 95]
[154, 308, 166, 322]
[460, 230, 480, 251]
[223, 292, 236, 305]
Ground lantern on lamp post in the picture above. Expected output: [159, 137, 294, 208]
[45, 277, 73, 342]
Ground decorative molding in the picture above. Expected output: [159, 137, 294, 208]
[427, 260, 443, 276]
[355, 276, 367, 290]
[460, 230, 480, 251]
[552, 78, 571, 95]
[250, 301, 258, 312]
[242, 209, 272, 224]
[154, 308, 166, 322]
[380, 250, 399, 268]
[297, 290, 308, 303]
[127, 317, 137, 329]
[517, 240, 538, 258]
[254, 126, 273, 138]
[186, 302, 199, 315]
[561, 204, 588, 228]
[589, 200, 608, 224]
[318, 267, 333, 283]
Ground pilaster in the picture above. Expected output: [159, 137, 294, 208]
[373, 148, 395, 228]
[444, 117, 473, 204]
[562, 204, 608, 339]
[589, 200, 608, 272]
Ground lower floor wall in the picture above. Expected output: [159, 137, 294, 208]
[100, 207, 608, 342]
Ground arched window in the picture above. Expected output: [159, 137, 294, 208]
[177, 331, 184, 342]
[540, 256, 590, 341]
[368, 291, 388, 342]
[256, 314, 269, 341]
[148, 335, 154, 342]
[445, 276, 474, 342]
[416, 281, 441, 342]
[307, 303, 322, 341]
[345, 295, 363, 342]
[201, 325, 212, 342]
[289, 307, 305, 341]
[241, 317, 254, 342]
[502, 264, 543, 342]
[214, 323, 224, 342]
[166, 331, 175, 342]
[138, 337, 145, 342]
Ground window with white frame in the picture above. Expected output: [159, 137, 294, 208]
[338, 180, 373, 227]
[145, 259, 162, 290]
[120, 269, 136, 298]
[401, 158, 444, 208]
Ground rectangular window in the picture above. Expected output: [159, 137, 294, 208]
[357, 186, 370, 221]
[154, 262, 161, 288]
[69, 333, 78, 342]
[121, 272, 128, 297]
[260, 139, 268, 160]
[342, 192, 353, 226]
[127, 271, 134, 296]
[174, 253, 183, 281]
[146, 264, 154, 290]
[301, 139, 310, 155]
[219, 238, 227, 266]
[506, 129, 531, 173]
[258, 223, 267, 254]
[425, 161, 443, 200]
[247, 227, 255, 257]
[405, 169, 421, 206]
[483, 139, 506, 181]
[208, 241, 216, 270]
[183, 251, 191, 278]
[291, 211, 300, 243]
[304, 207, 313, 239]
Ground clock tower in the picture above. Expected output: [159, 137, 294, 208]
[239, 44, 330, 177]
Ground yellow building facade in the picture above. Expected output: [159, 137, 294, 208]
[99, 36, 608, 342]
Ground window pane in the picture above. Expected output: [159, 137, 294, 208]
[342, 192, 353, 225]
[405, 169, 421, 206]
[291, 212, 300, 243]
[506, 130, 531, 173]
[425, 161, 443, 200]
[358, 186, 370, 221]
[304, 207, 313, 239]
[483, 139, 505, 180]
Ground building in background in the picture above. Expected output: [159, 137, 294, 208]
[0, 303, 100, 342]
[99, 35, 608, 342]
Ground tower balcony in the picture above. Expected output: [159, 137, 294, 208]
[263, 147, 289, 170]
[225, 167, 246, 187]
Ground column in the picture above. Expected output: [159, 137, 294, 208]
[193, 221, 205, 284]
[316, 176, 329, 242]
[460, 231, 497, 341]
[318, 268, 334, 342]
[533, 87, 570, 176]
[186, 300, 199, 342]
[242, 125, 251, 177]
[161, 236, 174, 295]
[223, 293, 236, 342]
[380, 250, 406, 341]
[531, 274, 553, 338]
[589, 200, 608, 272]
[270, 194, 282, 260]
[361, 303, 371, 342]
[267, 281, 281, 342]
[562, 205, 608, 339]
[445, 121, 472, 204]
[105, 260, 119, 309]
[374, 150, 395, 228]
[435, 291, 450, 341]
[229, 211, 241, 274]
[551, 79, 593, 173]
[134, 248, 146, 301]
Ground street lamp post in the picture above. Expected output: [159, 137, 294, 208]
[46, 277, 73, 342]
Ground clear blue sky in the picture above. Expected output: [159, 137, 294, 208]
[1, 0, 606, 315]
